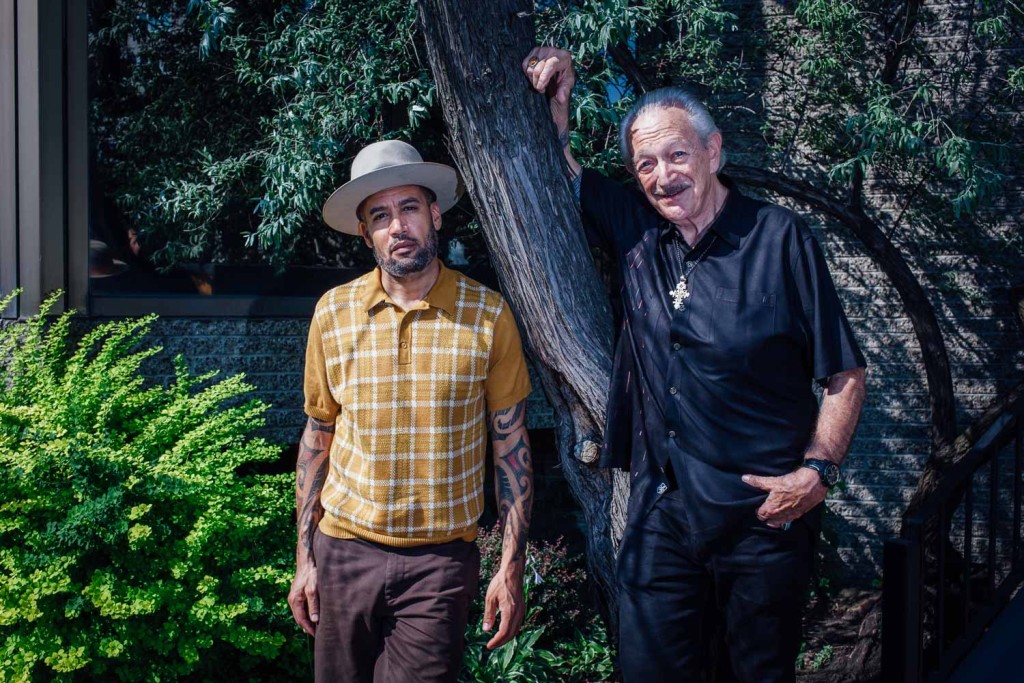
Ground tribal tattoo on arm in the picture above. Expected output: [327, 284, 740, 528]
[488, 400, 533, 568]
[295, 416, 334, 561]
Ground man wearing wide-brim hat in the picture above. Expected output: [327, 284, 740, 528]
[287, 140, 534, 683]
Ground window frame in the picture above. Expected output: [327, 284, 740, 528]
[0, 0, 360, 320]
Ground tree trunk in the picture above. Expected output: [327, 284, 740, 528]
[416, 0, 626, 618]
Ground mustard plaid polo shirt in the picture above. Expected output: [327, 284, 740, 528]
[304, 263, 531, 546]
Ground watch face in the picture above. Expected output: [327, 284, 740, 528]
[824, 463, 841, 487]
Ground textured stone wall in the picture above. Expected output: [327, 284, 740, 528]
[131, 318, 312, 447]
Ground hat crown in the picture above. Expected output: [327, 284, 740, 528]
[323, 139, 460, 234]
[351, 140, 424, 181]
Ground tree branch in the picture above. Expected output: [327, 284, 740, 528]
[880, 0, 923, 86]
[607, 43, 653, 95]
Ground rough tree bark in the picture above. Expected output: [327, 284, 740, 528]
[416, 0, 627, 617]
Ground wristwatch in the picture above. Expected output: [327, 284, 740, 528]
[800, 459, 841, 489]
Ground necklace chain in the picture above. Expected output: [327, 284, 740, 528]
[669, 232, 717, 311]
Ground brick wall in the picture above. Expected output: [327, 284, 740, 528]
[817, 228, 1023, 578]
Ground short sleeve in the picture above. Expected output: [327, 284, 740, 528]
[791, 232, 867, 386]
[484, 302, 532, 412]
[303, 315, 341, 422]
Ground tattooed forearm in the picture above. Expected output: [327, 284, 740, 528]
[299, 457, 328, 553]
[488, 402, 525, 442]
[295, 416, 333, 562]
[489, 401, 533, 566]
[496, 437, 532, 561]
[558, 127, 570, 149]
[308, 417, 336, 434]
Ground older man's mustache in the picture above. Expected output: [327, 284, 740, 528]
[651, 184, 690, 198]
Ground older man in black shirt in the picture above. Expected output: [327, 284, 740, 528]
[523, 48, 867, 682]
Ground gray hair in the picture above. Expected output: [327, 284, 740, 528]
[618, 87, 724, 172]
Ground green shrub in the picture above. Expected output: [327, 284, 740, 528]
[0, 292, 303, 681]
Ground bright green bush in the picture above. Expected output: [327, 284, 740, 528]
[0, 292, 303, 681]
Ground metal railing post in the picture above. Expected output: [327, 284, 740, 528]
[883, 535, 922, 682]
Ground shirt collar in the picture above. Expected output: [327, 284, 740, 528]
[360, 260, 457, 314]
[658, 174, 743, 249]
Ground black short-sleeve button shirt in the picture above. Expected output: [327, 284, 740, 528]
[581, 169, 866, 540]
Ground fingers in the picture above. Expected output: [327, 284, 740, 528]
[741, 473, 775, 491]
[288, 569, 319, 637]
[534, 59, 562, 94]
[756, 497, 795, 527]
[757, 505, 786, 528]
[745, 474, 789, 526]
[521, 47, 542, 75]
[306, 579, 320, 627]
[521, 46, 569, 73]
[287, 586, 317, 637]
[522, 46, 574, 95]
[485, 595, 524, 650]
[481, 586, 498, 633]
[749, 468, 827, 526]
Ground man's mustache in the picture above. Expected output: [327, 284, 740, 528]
[388, 235, 420, 253]
[651, 183, 690, 198]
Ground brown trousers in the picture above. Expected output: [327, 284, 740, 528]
[313, 530, 480, 683]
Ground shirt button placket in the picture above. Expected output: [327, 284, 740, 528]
[398, 313, 412, 366]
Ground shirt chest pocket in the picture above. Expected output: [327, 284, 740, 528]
[710, 287, 777, 347]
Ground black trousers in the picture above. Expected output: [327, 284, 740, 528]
[617, 490, 814, 683]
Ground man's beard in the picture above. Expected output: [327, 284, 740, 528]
[372, 228, 439, 277]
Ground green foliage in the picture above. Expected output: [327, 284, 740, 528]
[462, 604, 556, 683]
[473, 525, 591, 643]
[91, 0, 1023, 272]
[92, 0, 434, 268]
[461, 614, 615, 683]
[533, 0, 745, 177]
[0, 292, 302, 681]
[797, 641, 834, 673]
[772, 1, 1017, 228]
[1009, 66, 1024, 93]
[460, 527, 613, 683]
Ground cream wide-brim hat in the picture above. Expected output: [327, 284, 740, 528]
[322, 140, 462, 235]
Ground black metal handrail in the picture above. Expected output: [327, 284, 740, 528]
[882, 386, 1024, 682]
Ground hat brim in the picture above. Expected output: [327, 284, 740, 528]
[89, 258, 128, 279]
[322, 162, 462, 235]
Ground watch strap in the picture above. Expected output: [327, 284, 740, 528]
[801, 458, 840, 488]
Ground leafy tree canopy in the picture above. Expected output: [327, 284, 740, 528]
[90, 0, 1024, 269]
